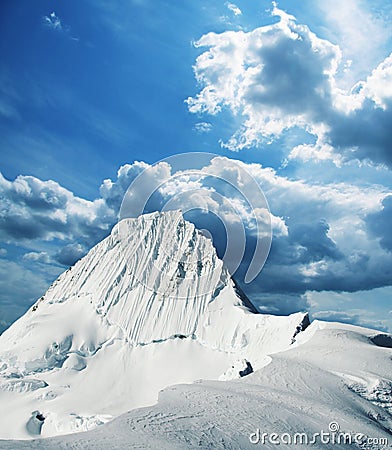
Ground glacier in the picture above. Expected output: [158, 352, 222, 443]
[0, 211, 309, 439]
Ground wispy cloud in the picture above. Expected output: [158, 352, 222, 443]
[0, 99, 20, 120]
[0, 259, 52, 330]
[312, 309, 390, 332]
[42, 11, 79, 41]
[316, 0, 391, 85]
[226, 2, 242, 16]
[43, 12, 63, 31]
[194, 122, 212, 133]
[0, 70, 23, 121]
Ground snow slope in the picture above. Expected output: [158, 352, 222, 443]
[1, 321, 391, 449]
[0, 211, 308, 439]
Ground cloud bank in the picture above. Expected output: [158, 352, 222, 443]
[186, 5, 392, 168]
[1, 158, 390, 323]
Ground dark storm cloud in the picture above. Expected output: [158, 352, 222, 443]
[328, 97, 392, 168]
[55, 243, 86, 266]
[267, 221, 343, 265]
[366, 195, 392, 252]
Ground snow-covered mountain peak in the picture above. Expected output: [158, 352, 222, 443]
[35, 210, 238, 346]
[0, 211, 308, 439]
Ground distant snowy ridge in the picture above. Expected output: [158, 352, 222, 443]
[0, 211, 308, 439]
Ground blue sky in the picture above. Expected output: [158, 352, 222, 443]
[1, 0, 392, 333]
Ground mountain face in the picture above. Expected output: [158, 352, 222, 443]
[0, 211, 308, 439]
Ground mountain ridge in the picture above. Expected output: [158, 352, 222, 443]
[0, 211, 308, 439]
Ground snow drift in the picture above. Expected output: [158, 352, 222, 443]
[0, 211, 308, 439]
[2, 323, 391, 449]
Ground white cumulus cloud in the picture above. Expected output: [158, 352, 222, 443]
[186, 5, 392, 168]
